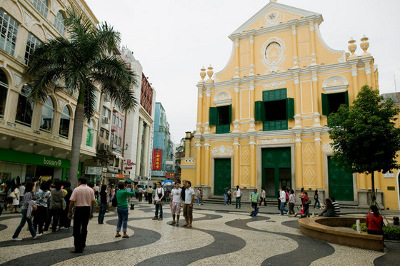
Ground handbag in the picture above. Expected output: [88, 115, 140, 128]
[300, 207, 305, 215]
[9, 192, 16, 199]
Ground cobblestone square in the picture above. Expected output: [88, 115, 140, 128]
[0, 203, 397, 265]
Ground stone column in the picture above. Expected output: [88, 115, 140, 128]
[234, 39, 240, 78]
[249, 35, 255, 76]
[195, 142, 202, 186]
[250, 137, 256, 188]
[314, 131, 323, 189]
[291, 24, 299, 68]
[350, 62, 359, 100]
[143, 123, 150, 177]
[233, 138, 240, 187]
[204, 89, 211, 134]
[135, 118, 143, 176]
[249, 82, 256, 132]
[196, 90, 203, 133]
[309, 21, 317, 65]
[204, 142, 210, 186]
[295, 133, 303, 189]
[293, 72, 302, 128]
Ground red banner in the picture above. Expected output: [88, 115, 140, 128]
[166, 172, 174, 178]
[152, 149, 162, 170]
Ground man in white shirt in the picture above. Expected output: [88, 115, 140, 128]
[235, 186, 241, 209]
[279, 187, 288, 215]
[183, 181, 195, 227]
[152, 182, 164, 221]
[170, 182, 182, 226]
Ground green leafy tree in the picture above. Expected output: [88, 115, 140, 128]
[329, 85, 400, 203]
[24, 9, 138, 188]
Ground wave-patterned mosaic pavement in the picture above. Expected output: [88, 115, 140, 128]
[0, 203, 396, 265]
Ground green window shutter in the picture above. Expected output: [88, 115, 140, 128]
[286, 98, 294, 119]
[228, 104, 232, 123]
[209, 107, 217, 125]
[255, 101, 264, 121]
[321, 93, 329, 116]
[263, 88, 287, 102]
[344, 91, 349, 106]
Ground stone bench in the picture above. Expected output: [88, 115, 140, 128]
[298, 217, 384, 251]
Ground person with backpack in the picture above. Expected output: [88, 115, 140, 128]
[314, 190, 321, 209]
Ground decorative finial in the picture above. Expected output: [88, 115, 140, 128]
[348, 37, 357, 55]
[360, 35, 369, 54]
[200, 67, 206, 81]
[207, 65, 214, 80]
[270, 0, 277, 2]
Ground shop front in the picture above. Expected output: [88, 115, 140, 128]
[0, 148, 73, 183]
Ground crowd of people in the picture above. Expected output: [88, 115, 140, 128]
[1, 178, 386, 254]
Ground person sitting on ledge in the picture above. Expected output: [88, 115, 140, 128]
[366, 205, 384, 235]
[319, 198, 336, 217]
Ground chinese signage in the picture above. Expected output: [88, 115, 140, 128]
[152, 149, 162, 170]
[166, 172, 174, 178]
[85, 166, 102, 175]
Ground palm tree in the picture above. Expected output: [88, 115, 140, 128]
[24, 9, 138, 188]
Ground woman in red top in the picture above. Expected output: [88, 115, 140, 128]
[366, 205, 383, 235]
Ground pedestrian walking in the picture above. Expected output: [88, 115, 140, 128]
[115, 182, 135, 238]
[235, 186, 241, 209]
[67, 178, 95, 254]
[170, 182, 182, 225]
[289, 189, 297, 216]
[12, 182, 40, 240]
[301, 191, 311, 218]
[227, 188, 232, 205]
[33, 181, 50, 235]
[147, 186, 153, 204]
[181, 180, 187, 217]
[196, 188, 201, 205]
[60, 181, 72, 230]
[279, 187, 288, 215]
[98, 185, 108, 224]
[260, 189, 266, 206]
[313, 190, 321, 209]
[250, 188, 259, 216]
[11, 184, 20, 213]
[45, 181, 65, 232]
[152, 182, 164, 221]
[223, 187, 229, 205]
[183, 181, 195, 227]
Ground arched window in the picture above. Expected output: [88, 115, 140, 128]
[54, 11, 65, 35]
[59, 105, 70, 138]
[0, 70, 8, 118]
[32, 0, 49, 18]
[25, 33, 42, 65]
[86, 120, 95, 147]
[40, 97, 54, 132]
[16, 84, 34, 126]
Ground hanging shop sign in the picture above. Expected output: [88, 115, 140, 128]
[152, 149, 162, 170]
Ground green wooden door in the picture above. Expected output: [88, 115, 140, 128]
[328, 157, 354, 201]
[214, 159, 231, 195]
[262, 148, 291, 198]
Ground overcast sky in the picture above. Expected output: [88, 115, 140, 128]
[85, 0, 400, 143]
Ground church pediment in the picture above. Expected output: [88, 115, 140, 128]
[231, 1, 321, 36]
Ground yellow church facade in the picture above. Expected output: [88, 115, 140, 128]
[181, 1, 400, 210]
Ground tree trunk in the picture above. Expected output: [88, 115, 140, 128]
[69, 90, 86, 188]
[371, 170, 375, 205]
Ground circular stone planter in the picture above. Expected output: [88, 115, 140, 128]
[298, 217, 384, 252]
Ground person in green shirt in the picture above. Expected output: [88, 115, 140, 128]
[115, 182, 135, 238]
[250, 189, 259, 217]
